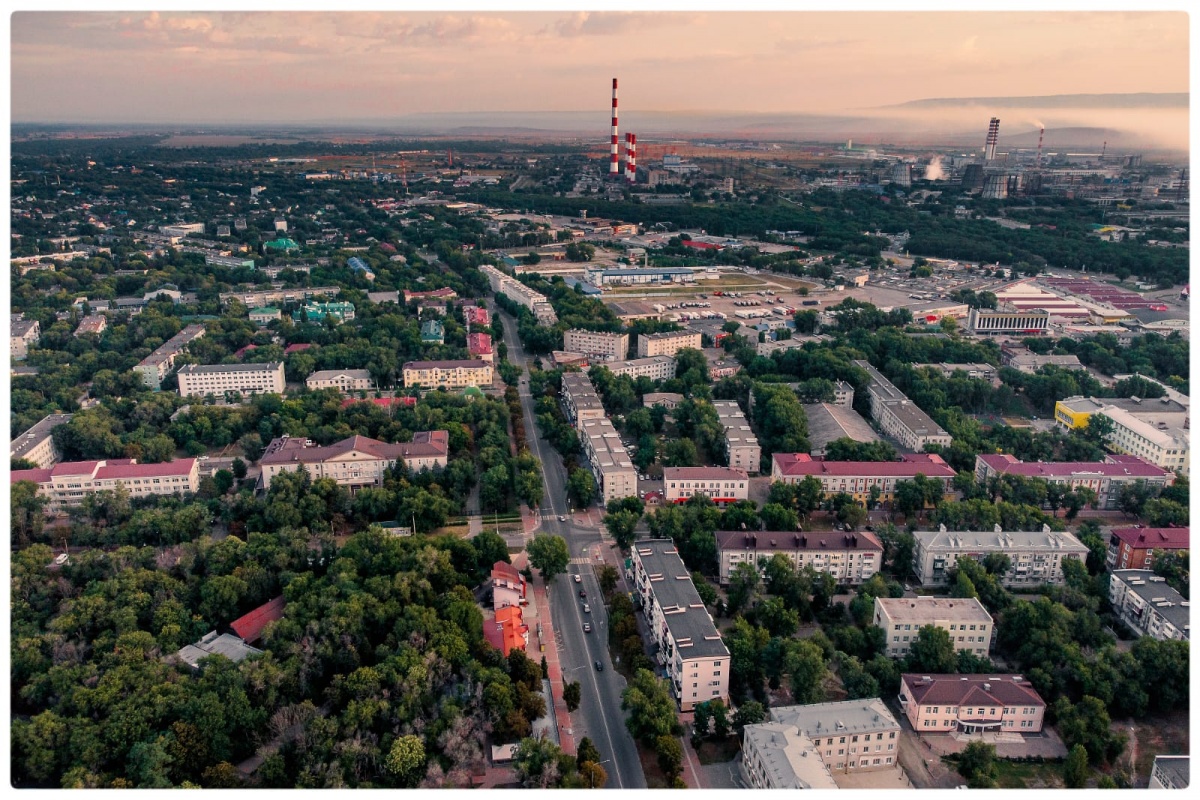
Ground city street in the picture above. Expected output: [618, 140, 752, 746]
[497, 307, 647, 789]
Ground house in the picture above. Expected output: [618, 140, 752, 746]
[1106, 526, 1189, 571]
[306, 369, 375, 393]
[491, 561, 527, 610]
[258, 432, 449, 489]
[484, 605, 529, 656]
[898, 674, 1046, 735]
[229, 596, 286, 645]
[248, 307, 281, 325]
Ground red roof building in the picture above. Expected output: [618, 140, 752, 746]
[467, 332, 494, 362]
[258, 432, 449, 489]
[284, 343, 314, 354]
[770, 453, 956, 506]
[491, 560, 527, 611]
[483, 605, 529, 656]
[975, 454, 1173, 510]
[1107, 526, 1189, 570]
[899, 674, 1046, 735]
[10, 458, 200, 512]
[463, 306, 490, 327]
[229, 596, 286, 644]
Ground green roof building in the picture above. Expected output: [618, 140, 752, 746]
[292, 301, 355, 324]
[263, 238, 299, 252]
[420, 319, 445, 345]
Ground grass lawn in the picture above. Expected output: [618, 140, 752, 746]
[992, 760, 1065, 789]
[695, 737, 742, 765]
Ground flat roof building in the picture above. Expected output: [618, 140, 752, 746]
[1097, 405, 1189, 476]
[579, 417, 638, 504]
[637, 329, 702, 358]
[10, 414, 73, 469]
[75, 314, 108, 337]
[563, 328, 629, 362]
[912, 524, 1089, 587]
[1054, 394, 1188, 430]
[663, 466, 749, 506]
[967, 305, 1050, 335]
[715, 529, 883, 586]
[803, 402, 882, 456]
[1149, 756, 1190, 790]
[561, 372, 607, 429]
[713, 400, 761, 474]
[177, 362, 286, 398]
[605, 355, 677, 381]
[740, 723, 838, 789]
[132, 324, 206, 389]
[1109, 569, 1189, 642]
[854, 360, 952, 451]
[768, 699, 902, 774]
[873, 596, 994, 658]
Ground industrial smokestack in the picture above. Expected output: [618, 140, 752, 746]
[984, 117, 1000, 161]
[1036, 127, 1044, 168]
[626, 133, 637, 183]
[610, 78, 620, 175]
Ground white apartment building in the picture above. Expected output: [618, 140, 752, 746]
[578, 417, 638, 504]
[11, 316, 41, 361]
[258, 432, 449, 490]
[10, 458, 200, 513]
[402, 359, 494, 389]
[1097, 406, 1189, 476]
[1109, 570, 1190, 642]
[873, 596, 994, 658]
[637, 329, 702, 358]
[715, 530, 883, 586]
[563, 328, 629, 362]
[712, 400, 761, 474]
[561, 372, 607, 428]
[480, 264, 558, 325]
[177, 362, 286, 398]
[854, 360, 953, 451]
[1149, 756, 1190, 790]
[767, 700, 901, 774]
[306, 369, 375, 393]
[604, 355, 677, 381]
[10, 414, 73, 469]
[912, 524, 1089, 587]
[662, 467, 749, 506]
[218, 286, 341, 307]
[740, 723, 838, 789]
[132, 324, 206, 388]
[630, 540, 729, 711]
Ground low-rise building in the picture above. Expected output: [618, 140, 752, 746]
[1002, 350, 1084, 374]
[248, 307, 281, 325]
[1108, 569, 1189, 641]
[403, 287, 458, 304]
[175, 631, 262, 669]
[1149, 756, 1190, 790]
[259, 432, 449, 490]
[637, 329, 702, 358]
[420, 318, 445, 345]
[578, 417, 638, 504]
[967, 305, 1050, 335]
[771, 453, 956, 507]
[293, 301, 355, 324]
[402, 359, 493, 389]
[643, 392, 684, 410]
[715, 530, 883, 586]
[767, 699, 902, 774]
[873, 596, 994, 658]
[463, 305, 490, 327]
[11, 458, 200, 512]
[663, 466, 749, 506]
[604, 355, 677, 381]
[912, 524, 1089, 587]
[75, 314, 108, 337]
[10, 414, 73, 469]
[912, 362, 1000, 384]
[854, 360, 953, 451]
[1053, 394, 1189, 431]
[132, 324, 207, 389]
[305, 369, 374, 393]
[177, 362, 286, 398]
[563, 328, 629, 362]
[740, 723, 838, 790]
[206, 254, 256, 269]
[713, 400, 761, 474]
[218, 286, 340, 307]
[467, 332, 494, 362]
[367, 290, 401, 305]
[561, 372, 607, 429]
[899, 674, 1046, 735]
[1106, 526, 1189, 571]
[11, 316, 41, 361]
[974, 453, 1173, 510]
[629, 540, 729, 711]
[803, 403, 882, 456]
[484, 605, 529, 657]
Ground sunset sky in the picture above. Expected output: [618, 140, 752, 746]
[9, 9, 1190, 126]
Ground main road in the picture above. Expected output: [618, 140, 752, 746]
[495, 307, 646, 789]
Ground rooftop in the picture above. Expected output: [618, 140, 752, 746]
[229, 596, 285, 644]
[632, 540, 728, 659]
[741, 723, 838, 790]
[875, 596, 994, 623]
[977, 453, 1172, 480]
[1111, 569, 1191, 631]
[175, 631, 262, 669]
[403, 359, 491, 370]
[902, 674, 1045, 708]
[307, 368, 372, 381]
[1108, 526, 1189, 551]
[773, 452, 955, 479]
[769, 698, 900, 738]
[1057, 395, 1188, 417]
[716, 529, 883, 553]
[803, 403, 880, 450]
[11, 414, 73, 458]
[914, 525, 1089, 554]
[177, 361, 283, 374]
[663, 466, 750, 482]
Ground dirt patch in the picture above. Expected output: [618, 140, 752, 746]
[1121, 710, 1190, 788]
[695, 738, 742, 765]
[636, 742, 673, 788]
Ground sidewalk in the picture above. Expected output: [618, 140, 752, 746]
[525, 569, 575, 757]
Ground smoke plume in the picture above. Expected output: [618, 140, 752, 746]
[924, 156, 945, 180]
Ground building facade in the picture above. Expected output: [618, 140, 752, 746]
[563, 328, 629, 362]
[974, 453, 1173, 510]
[561, 372, 607, 429]
[177, 362, 286, 398]
[663, 467, 749, 505]
[604, 355, 677, 381]
[637, 330, 702, 358]
[771, 453, 956, 507]
[248, 307, 281, 325]
[712, 400, 761, 474]
[218, 286, 340, 307]
[967, 306, 1050, 335]
[11, 458, 200, 512]
[740, 724, 838, 789]
[10, 414, 73, 469]
[293, 301, 356, 324]
[767, 700, 901, 774]
[912, 525, 1089, 587]
[1149, 756, 1190, 790]
[1108, 570, 1189, 641]
[854, 360, 953, 451]
[1097, 406, 1189, 476]
[899, 674, 1046, 735]
[131, 324, 207, 389]
[259, 432, 449, 490]
[715, 530, 883, 586]
[873, 596, 994, 658]
[480, 264, 557, 325]
[578, 417, 638, 504]
[402, 359, 493, 389]
[1053, 395, 1189, 431]
[1106, 526, 1189, 571]
[305, 369, 375, 393]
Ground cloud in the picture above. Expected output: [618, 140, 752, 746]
[548, 11, 697, 38]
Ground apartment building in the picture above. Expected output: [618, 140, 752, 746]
[10, 414, 73, 469]
[715, 530, 883, 586]
[912, 362, 1000, 385]
[480, 264, 558, 325]
[248, 307, 281, 325]
[712, 401, 761, 473]
[578, 417, 638, 504]
[1149, 756, 1190, 790]
[629, 540, 729, 711]
[132, 324, 206, 388]
[1097, 406, 1189, 476]
[974, 453, 1173, 510]
[637, 330, 702, 358]
[75, 314, 108, 337]
[899, 674, 1046, 735]
[854, 360, 953, 451]
[1054, 394, 1188, 431]
[662, 466, 749, 506]
[771, 453, 956, 506]
[1109, 570, 1189, 642]
[767, 700, 901, 774]
[912, 524, 1089, 587]
[966, 306, 1050, 335]
[1106, 526, 1189, 571]
[467, 332, 494, 362]
[740, 723, 838, 789]
[563, 328, 629, 362]
[177, 362, 286, 398]
[11, 458, 200, 512]
[873, 596, 994, 658]
[259, 432, 449, 490]
[218, 286, 340, 307]
[560, 372, 607, 428]
[1003, 351, 1084, 374]
[305, 369, 374, 393]
[402, 359, 493, 389]
[604, 355, 677, 381]
[803, 403, 882, 456]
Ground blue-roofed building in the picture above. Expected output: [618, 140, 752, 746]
[293, 301, 355, 324]
[499, 254, 522, 269]
[420, 319, 445, 345]
[584, 267, 695, 285]
[564, 277, 603, 296]
[347, 256, 375, 280]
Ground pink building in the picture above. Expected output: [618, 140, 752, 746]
[491, 561, 527, 611]
[463, 305, 490, 327]
[11, 458, 200, 512]
[467, 332, 494, 363]
[975, 454, 1173, 510]
[899, 674, 1046, 735]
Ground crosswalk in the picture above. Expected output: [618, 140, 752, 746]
[569, 557, 591, 565]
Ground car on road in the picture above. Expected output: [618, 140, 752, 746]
[594, 660, 604, 672]
[579, 589, 587, 598]
[583, 622, 592, 633]
[574, 574, 582, 583]
[558, 515, 566, 522]
[583, 604, 590, 613]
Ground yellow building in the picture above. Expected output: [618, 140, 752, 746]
[402, 359, 493, 389]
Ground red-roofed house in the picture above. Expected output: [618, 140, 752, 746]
[899, 674, 1046, 735]
[234, 344, 259, 359]
[771, 453, 956, 506]
[463, 306, 490, 327]
[258, 432, 449, 489]
[230, 596, 286, 644]
[10, 458, 200, 512]
[483, 605, 529, 657]
[975, 454, 1173, 510]
[1107, 526, 1189, 570]
[467, 332, 494, 363]
[284, 343, 314, 355]
[491, 561, 527, 610]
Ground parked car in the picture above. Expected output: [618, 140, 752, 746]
[579, 589, 587, 598]
[583, 604, 590, 613]
[558, 515, 566, 522]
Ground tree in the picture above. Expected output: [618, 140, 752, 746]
[1054, 696, 1123, 765]
[563, 681, 581, 712]
[760, 502, 799, 532]
[662, 438, 699, 467]
[527, 535, 570, 582]
[603, 509, 641, 550]
[786, 639, 829, 704]
[513, 736, 564, 788]
[567, 468, 597, 507]
[622, 669, 682, 745]
[598, 565, 619, 596]
[906, 625, 957, 673]
[385, 735, 426, 787]
[576, 737, 602, 770]
[655, 735, 684, 784]
[578, 760, 608, 789]
[1064, 743, 1089, 788]
[726, 562, 762, 615]
[957, 741, 998, 788]
[231, 458, 247, 480]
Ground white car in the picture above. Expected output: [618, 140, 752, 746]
[583, 604, 591, 613]
[574, 574, 582, 583]
[558, 515, 566, 522]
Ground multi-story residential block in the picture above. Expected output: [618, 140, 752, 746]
[132, 324, 206, 389]
[218, 286, 340, 307]
[10, 414, 73, 469]
[1096, 406, 1189, 475]
[1002, 351, 1084, 374]
[740, 722, 838, 789]
[248, 307, 281, 325]
[420, 319, 445, 345]
[912, 524, 1089, 587]
[177, 362, 286, 398]
[480, 264, 557, 325]
[467, 332, 494, 362]
[1106, 526, 1189, 571]
[974, 454, 1174, 510]
[713, 401, 761, 474]
[715, 530, 883, 585]
[1149, 756, 1190, 790]
[854, 360, 953, 451]
[564, 328, 629, 362]
[205, 254, 256, 269]
[259, 432, 449, 490]
[578, 417, 638, 504]
[831, 380, 855, 408]
[1054, 394, 1188, 431]
[637, 329, 702, 358]
[11, 316, 41, 361]
[803, 403, 882, 456]
[305, 369, 374, 393]
[629, 540, 729, 711]
[11, 458, 200, 512]
[402, 359, 493, 389]
[899, 674, 1046, 735]
[967, 305, 1050, 335]
[293, 301, 355, 324]
[771, 452, 956, 506]
[768, 700, 902, 774]
[74, 314, 108, 337]
[663, 466, 749, 506]
[873, 596, 994, 658]
[912, 362, 1000, 384]
[604, 355, 677, 381]
[1108, 569, 1189, 641]
[560, 372, 607, 429]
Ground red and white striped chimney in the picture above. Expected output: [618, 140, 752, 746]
[610, 78, 620, 175]
[626, 133, 637, 183]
